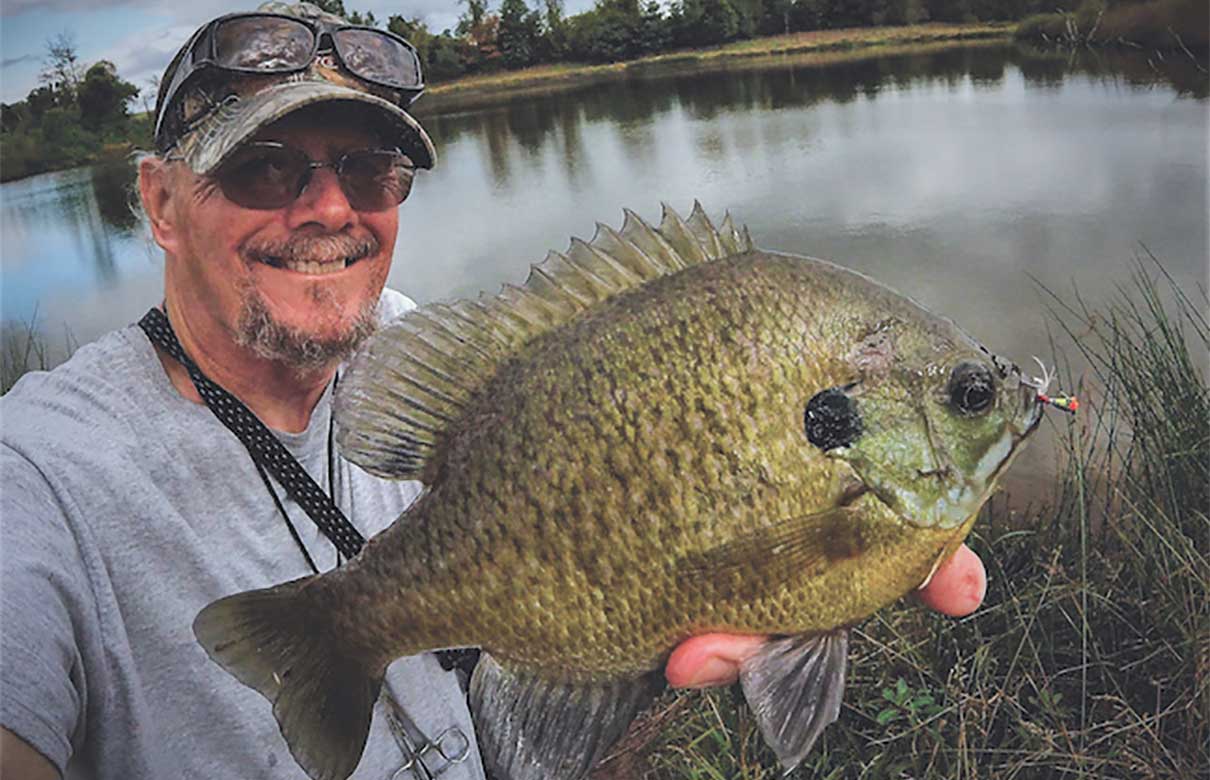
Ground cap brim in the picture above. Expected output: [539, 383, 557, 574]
[178, 81, 436, 175]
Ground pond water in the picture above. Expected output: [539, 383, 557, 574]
[1, 42, 1205, 494]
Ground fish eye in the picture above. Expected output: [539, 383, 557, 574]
[948, 361, 996, 416]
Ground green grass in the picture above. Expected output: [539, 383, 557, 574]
[1015, 0, 1209, 48]
[604, 259, 1208, 779]
[0, 311, 75, 395]
[5, 263, 1206, 777]
[414, 24, 1012, 116]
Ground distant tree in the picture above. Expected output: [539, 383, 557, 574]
[790, 0, 827, 30]
[40, 32, 84, 95]
[462, 12, 504, 72]
[567, 0, 644, 62]
[761, 0, 794, 33]
[140, 74, 161, 117]
[637, 0, 673, 53]
[925, 0, 974, 21]
[886, 0, 929, 23]
[458, 0, 491, 34]
[428, 32, 471, 80]
[26, 84, 68, 119]
[307, 0, 377, 25]
[967, 0, 1021, 21]
[821, 0, 863, 27]
[499, 0, 543, 67]
[731, 0, 764, 36]
[542, 0, 568, 54]
[311, 0, 349, 16]
[1, 102, 30, 133]
[669, 0, 743, 46]
[77, 61, 139, 131]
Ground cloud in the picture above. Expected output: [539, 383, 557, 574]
[1, 53, 38, 69]
[2, 0, 141, 17]
[2, 0, 602, 103]
[95, 23, 196, 89]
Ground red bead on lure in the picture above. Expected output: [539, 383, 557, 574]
[1026, 357, 1079, 415]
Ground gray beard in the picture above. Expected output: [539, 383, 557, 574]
[234, 287, 379, 374]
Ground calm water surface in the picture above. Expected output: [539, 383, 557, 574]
[2, 43, 1205, 491]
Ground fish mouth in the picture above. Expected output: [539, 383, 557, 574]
[848, 382, 1045, 530]
[975, 381, 1045, 502]
[1012, 379, 1046, 440]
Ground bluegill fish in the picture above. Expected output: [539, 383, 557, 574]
[194, 203, 1045, 780]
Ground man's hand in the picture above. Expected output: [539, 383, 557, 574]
[666, 544, 986, 688]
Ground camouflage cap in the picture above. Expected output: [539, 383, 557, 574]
[155, 1, 435, 175]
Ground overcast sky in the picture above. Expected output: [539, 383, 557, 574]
[1, 0, 597, 105]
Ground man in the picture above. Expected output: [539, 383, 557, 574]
[0, 3, 987, 778]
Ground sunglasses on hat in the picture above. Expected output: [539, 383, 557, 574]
[211, 141, 416, 211]
[156, 12, 424, 147]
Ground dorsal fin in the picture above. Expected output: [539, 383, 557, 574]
[335, 203, 752, 480]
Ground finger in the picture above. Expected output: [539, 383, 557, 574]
[916, 543, 986, 617]
[665, 633, 767, 688]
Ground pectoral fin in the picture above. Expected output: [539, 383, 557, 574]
[676, 507, 865, 600]
[469, 652, 663, 780]
[739, 630, 849, 771]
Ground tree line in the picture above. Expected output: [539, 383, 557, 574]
[369, 0, 1071, 79]
[3, 0, 1199, 181]
[1, 33, 147, 182]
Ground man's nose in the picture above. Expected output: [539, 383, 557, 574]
[287, 166, 355, 232]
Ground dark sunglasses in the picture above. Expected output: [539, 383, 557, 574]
[156, 12, 423, 145]
[212, 142, 416, 211]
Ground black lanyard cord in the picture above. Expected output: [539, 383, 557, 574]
[252, 457, 321, 574]
[137, 307, 365, 561]
[139, 307, 479, 686]
[138, 307, 478, 772]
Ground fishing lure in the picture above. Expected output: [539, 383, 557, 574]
[1025, 357, 1079, 415]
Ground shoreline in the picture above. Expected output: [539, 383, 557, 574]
[413, 23, 1013, 117]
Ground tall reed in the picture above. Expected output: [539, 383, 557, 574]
[622, 261, 1208, 779]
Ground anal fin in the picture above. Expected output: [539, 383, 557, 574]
[739, 629, 849, 772]
[469, 652, 663, 780]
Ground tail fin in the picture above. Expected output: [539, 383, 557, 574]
[193, 577, 382, 780]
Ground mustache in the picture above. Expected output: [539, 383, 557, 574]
[244, 233, 380, 264]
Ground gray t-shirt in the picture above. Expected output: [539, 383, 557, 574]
[0, 292, 486, 779]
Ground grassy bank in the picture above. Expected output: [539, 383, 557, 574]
[413, 23, 1011, 116]
[598, 264, 1208, 779]
[1, 315, 76, 395]
[1015, 0, 1208, 49]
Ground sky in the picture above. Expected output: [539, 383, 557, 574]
[0, 0, 597, 105]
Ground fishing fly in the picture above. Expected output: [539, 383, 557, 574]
[1024, 357, 1079, 414]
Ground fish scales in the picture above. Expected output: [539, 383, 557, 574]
[325, 255, 956, 672]
[194, 204, 1045, 780]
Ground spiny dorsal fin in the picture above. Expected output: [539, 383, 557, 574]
[335, 203, 752, 480]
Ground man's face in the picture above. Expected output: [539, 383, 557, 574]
[161, 108, 399, 371]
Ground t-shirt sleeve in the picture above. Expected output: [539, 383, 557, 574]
[1, 445, 92, 773]
[377, 288, 417, 323]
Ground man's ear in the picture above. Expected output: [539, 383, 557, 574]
[139, 155, 183, 254]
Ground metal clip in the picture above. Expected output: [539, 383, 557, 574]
[385, 705, 471, 779]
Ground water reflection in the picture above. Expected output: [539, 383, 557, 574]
[3, 41, 1205, 501]
[91, 159, 140, 233]
[422, 43, 1205, 180]
[1, 159, 155, 331]
[2, 41, 1205, 363]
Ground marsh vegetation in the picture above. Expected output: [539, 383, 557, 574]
[598, 265, 1208, 779]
